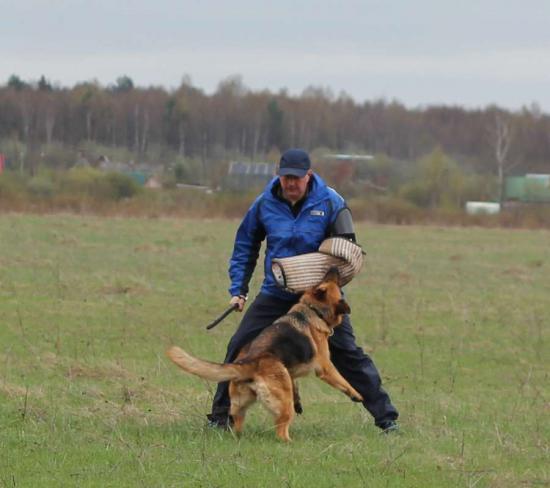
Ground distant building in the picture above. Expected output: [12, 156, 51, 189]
[505, 174, 550, 204]
[225, 161, 276, 191]
[323, 154, 374, 161]
[321, 153, 379, 189]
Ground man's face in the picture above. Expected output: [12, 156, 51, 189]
[279, 171, 311, 203]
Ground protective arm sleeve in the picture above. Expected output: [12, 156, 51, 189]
[330, 207, 356, 243]
[228, 199, 266, 297]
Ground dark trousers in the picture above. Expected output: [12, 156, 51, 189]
[209, 293, 398, 428]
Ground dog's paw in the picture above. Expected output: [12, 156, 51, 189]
[350, 393, 363, 403]
[294, 402, 303, 415]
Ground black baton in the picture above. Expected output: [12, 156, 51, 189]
[205, 303, 239, 330]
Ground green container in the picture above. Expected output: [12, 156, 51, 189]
[127, 171, 149, 186]
[505, 175, 550, 203]
[505, 177, 524, 200]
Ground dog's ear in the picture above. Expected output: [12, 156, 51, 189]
[313, 285, 327, 301]
[335, 299, 351, 315]
[322, 267, 340, 284]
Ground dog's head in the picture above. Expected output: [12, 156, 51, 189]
[301, 267, 351, 327]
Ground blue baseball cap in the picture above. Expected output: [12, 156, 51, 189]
[278, 149, 311, 177]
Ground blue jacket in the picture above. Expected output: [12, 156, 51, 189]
[229, 173, 347, 300]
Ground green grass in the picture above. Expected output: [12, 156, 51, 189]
[0, 214, 548, 487]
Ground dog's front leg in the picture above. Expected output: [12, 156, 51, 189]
[315, 362, 363, 402]
[314, 341, 363, 402]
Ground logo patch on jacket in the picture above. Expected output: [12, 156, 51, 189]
[310, 210, 325, 216]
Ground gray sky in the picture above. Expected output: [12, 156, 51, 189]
[2, 0, 549, 112]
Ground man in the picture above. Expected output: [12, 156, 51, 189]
[207, 148, 399, 432]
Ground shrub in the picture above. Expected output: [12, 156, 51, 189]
[349, 196, 424, 224]
[0, 171, 27, 201]
[27, 173, 56, 198]
[399, 180, 432, 208]
[59, 168, 141, 201]
[174, 162, 187, 183]
[99, 172, 141, 200]
[61, 166, 104, 195]
[0, 138, 26, 171]
[373, 197, 424, 224]
[40, 143, 78, 169]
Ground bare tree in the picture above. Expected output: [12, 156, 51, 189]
[45, 108, 56, 145]
[133, 104, 140, 153]
[489, 112, 514, 203]
[2, 75, 550, 175]
[141, 109, 149, 155]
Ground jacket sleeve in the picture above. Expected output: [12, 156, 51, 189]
[228, 196, 266, 297]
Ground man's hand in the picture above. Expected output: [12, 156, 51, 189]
[230, 295, 247, 312]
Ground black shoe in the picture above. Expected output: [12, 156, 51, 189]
[206, 414, 233, 431]
[379, 420, 399, 434]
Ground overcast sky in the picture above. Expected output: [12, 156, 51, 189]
[2, 0, 549, 112]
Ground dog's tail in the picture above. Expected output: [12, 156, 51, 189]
[166, 346, 253, 382]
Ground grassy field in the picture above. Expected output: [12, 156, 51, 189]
[0, 214, 548, 487]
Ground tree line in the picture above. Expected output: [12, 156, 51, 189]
[0, 73, 549, 178]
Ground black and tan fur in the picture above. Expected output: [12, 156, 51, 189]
[166, 268, 363, 442]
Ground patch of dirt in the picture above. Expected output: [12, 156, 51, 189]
[390, 271, 413, 283]
[0, 380, 44, 399]
[100, 283, 149, 295]
[56, 235, 80, 246]
[66, 361, 133, 381]
[191, 235, 214, 244]
[501, 267, 531, 282]
[133, 243, 166, 253]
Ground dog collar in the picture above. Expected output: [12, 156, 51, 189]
[306, 303, 334, 336]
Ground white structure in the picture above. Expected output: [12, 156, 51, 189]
[323, 154, 373, 160]
[465, 201, 501, 215]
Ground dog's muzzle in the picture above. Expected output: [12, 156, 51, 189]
[271, 237, 364, 293]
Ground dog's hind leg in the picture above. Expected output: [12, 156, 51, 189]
[255, 361, 294, 442]
[292, 380, 303, 415]
[229, 382, 256, 435]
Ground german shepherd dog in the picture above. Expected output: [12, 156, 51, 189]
[166, 268, 363, 442]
